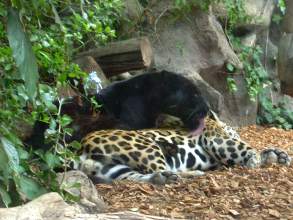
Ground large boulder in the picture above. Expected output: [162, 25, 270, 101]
[138, 0, 257, 126]
[282, 0, 293, 33]
[243, 0, 275, 28]
[0, 171, 108, 220]
[278, 0, 293, 97]
[0, 193, 78, 220]
[119, 0, 293, 126]
[277, 33, 293, 96]
[0, 192, 171, 220]
[213, 0, 276, 29]
[123, 0, 144, 21]
[254, 1, 293, 112]
[57, 170, 107, 213]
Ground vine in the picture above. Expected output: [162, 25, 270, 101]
[169, 0, 292, 129]
[229, 38, 269, 102]
[0, 0, 292, 208]
[0, 0, 123, 206]
[223, 1, 293, 129]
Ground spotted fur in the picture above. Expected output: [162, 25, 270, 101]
[77, 113, 291, 185]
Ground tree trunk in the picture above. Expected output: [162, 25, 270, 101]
[76, 37, 153, 77]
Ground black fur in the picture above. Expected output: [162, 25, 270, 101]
[96, 71, 209, 130]
[25, 97, 122, 151]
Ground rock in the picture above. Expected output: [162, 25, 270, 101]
[124, 0, 144, 21]
[257, 31, 278, 78]
[0, 172, 107, 219]
[57, 170, 107, 213]
[277, 0, 293, 97]
[0, 192, 78, 220]
[254, 30, 280, 114]
[200, 70, 257, 126]
[129, 0, 257, 126]
[213, 0, 275, 28]
[150, 6, 241, 74]
[0, 193, 169, 220]
[211, 1, 227, 19]
[277, 33, 293, 96]
[120, 0, 144, 36]
[116, 0, 268, 126]
[241, 33, 257, 47]
[109, 72, 134, 82]
[243, 0, 275, 28]
[282, 0, 293, 33]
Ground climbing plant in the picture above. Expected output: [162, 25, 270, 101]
[0, 0, 292, 208]
[0, 0, 123, 206]
[158, 0, 292, 129]
[222, 1, 293, 129]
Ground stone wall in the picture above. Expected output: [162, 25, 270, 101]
[120, 0, 293, 127]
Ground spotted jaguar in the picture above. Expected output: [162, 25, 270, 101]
[77, 112, 291, 185]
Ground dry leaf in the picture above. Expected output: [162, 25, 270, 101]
[95, 126, 293, 219]
[268, 209, 281, 218]
[229, 209, 240, 216]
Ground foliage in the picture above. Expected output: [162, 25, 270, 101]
[231, 38, 269, 102]
[277, 0, 286, 15]
[0, 0, 291, 208]
[7, 8, 39, 99]
[272, 0, 286, 24]
[172, 0, 249, 27]
[221, 0, 250, 28]
[171, 0, 292, 129]
[258, 96, 293, 130]
[223, 1, 292, 129]
[0, 0, 123, 206]
[226, 77, 238, 92]
[173, 0, 215, 11]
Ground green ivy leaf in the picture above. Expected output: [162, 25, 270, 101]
[0, 184, 12, 207]
[45, 152, 61, 169]
[276, 116, 286, 124]
[0, 136, 20, 173]
[17, 147, 29, 160]
[226, 77, 238, 92]
[7, 8, 39, 100]
[226, 63, 235, 72]
[277, 0, 286, 15]
[0, 144, 10, 185]
[14, 175, 47, 200]
[60, 115, 72, 127]
[272, 14, 282, 24]
[264, 113, 273, 123]
[69, 141, 81, 150]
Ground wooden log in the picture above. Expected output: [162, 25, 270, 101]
[74, 56, 110, 86]
[74, 56, 110, 95]
[76, 37, 153, 77]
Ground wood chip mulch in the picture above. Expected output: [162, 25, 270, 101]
[96, 125, 293, 219]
